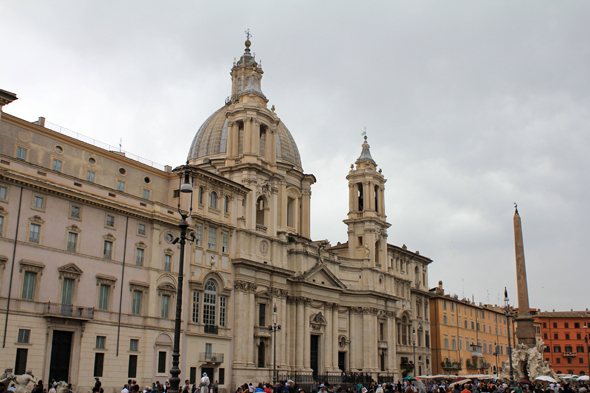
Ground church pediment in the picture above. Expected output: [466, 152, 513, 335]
[296, 264, 347, 290]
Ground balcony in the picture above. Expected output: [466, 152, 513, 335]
[255, 326, 271, 338]
[378, 341, 388, 349]
[204, 325, 218, 335]
[400, 362, 414, 371]
[441, 361, 462, 371]
[43, 302, 94, 320]
[564, 352, 577, 357]
[470, 344, 483, 357]
[256, 224, 267, 233]
[199, 352, 224, 363]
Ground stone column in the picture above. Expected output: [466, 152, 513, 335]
[325, 304, 333, 371]
[303, 299, 311, 369]
[332, 304, 339, 371]
[252, 120, 260, 156]
[296, 299, 305, 368]
[244, 117, 252, 154]
[301, 189, 311, 238]
[379, 187, 386, 216]
[349, 184, 355, 212]
[364, 181, 371, 211]
[268, 128, 277, 164]
[388, 313, 396, 375]
[226, 122, 235, 158]
[362, 310, 374, 371]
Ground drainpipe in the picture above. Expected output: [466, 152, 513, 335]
[2, 186, 24, 348]
[116, 217, 129, 356]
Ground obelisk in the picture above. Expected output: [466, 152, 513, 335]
[513, 204, 536, 346]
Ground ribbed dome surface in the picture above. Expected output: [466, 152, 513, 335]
[187, 105, 302, 168]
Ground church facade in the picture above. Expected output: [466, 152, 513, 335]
[0, 39, 432, 391]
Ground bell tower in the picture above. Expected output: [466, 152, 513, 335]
[344, 135, 391, 267]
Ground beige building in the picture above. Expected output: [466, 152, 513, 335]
[0, 39, 433, 391]
[429, 282, 514, 376]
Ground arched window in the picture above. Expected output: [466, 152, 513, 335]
[210, 192, 218, 209]
[224, 196, 230, 213]
[203, 280, 217, 326]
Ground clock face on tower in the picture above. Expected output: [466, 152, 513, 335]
[259, 240, 269, 256]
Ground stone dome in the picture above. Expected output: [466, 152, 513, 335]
[187, 105, 302, 168]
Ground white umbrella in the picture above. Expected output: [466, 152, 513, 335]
[577, 375, 590, 381]
[535, 376, 557, 383]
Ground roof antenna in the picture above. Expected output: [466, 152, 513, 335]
[119, 138, 122, 152]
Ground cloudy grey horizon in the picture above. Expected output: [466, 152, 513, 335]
[2, 1, 588, 312]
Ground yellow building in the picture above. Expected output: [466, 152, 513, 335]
[429, 281, 514, 376]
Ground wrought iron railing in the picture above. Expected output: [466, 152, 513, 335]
[204, 325, 218, 335]
[44, 302, 94, 319]
[199, 352, 224, 363]
[277, 373, 374, 391]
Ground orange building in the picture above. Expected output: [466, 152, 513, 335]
[535, 310, 590, 375]
[429, 281, 513, 376]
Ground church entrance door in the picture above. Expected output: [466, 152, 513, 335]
[310, 335, 320, 379]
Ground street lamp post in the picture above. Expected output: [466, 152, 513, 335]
[412, 329, 416, 376]
[584, 325, 590, 377]
[504, 288, 514, 387]
[268, 304, 282, 385]
[494, 344, 499, 377]
[169, 166, 194, 393]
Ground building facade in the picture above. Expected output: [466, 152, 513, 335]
[429, 282, 513, 376]
[535, 310, 590, 376]
[0, 39, 433, 391]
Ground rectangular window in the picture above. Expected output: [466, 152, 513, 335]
[96, 336, 106, 349]
[142, 189, 151, 200]
[67, 232, 78, 252]
[14, 348, 28, 375]
[192, 291, 200, 323]
[16, 146, 28, 160]
[130, 339, 139, 352]
[161, 295, 170, 318]
[62, 278, 74, 305]
[578, 346, 585, 353]
[452, 337, 457, 350]
[86, 170, 96, 182]
[138, 223, 146, 235]
[103, 240, 113, 259]
[33, 195, 44, 209]
[219, 368, 225, 385]
[22, 271, 36, 300]
[443, 315, 447, 325]
[220, 296, 227, 328]
[444, 337, 449, 349]
[556, 358, 560, 364]
[208, 227, 217, 250]
[132, 290, 142, 315]
[0, 185, 7, 200]
[164, 254, 171, 272]
[259, 303, 266, 327]
[565, 323, 569, 328]
[128, 354, 138, 378]
[459, 336, 463, 351]
[222, 233, 228, 253]
[52, 158, 63, 172]
[17, 329, 30, 343]
[190, 368, 197, 385]
[94, 353, 104, 377]
[553, 322, 557, 328]
[117, 180, 126, 192]
[105, 214, 115, 228]
[554, 346, 561, 353]
[443, 300, 447, 310]
[565, 333, 570, 340]
[136, 248, 144, 266]
[173, 189, 180, 199]
[451, 302, 455, 311]
[554, 333, 559, 339]
[575, 323, 580, 328]
[205, 343, 212, 357]
[29, 224, 40, 243]
[157, 351, 167, 374]
[195, 224, 203, 246]
[98, 284, 109, 311]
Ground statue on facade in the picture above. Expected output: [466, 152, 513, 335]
[199, 373, 210, 393]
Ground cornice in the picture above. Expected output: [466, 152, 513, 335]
[232, 258, 293, 276]
[2, 113, 173, 177]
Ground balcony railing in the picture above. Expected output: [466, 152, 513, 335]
[441, 361, 462, 370]
[43, 302, 94, 320]
[204, 325, 218, 335]
[199, 352, 224, 363]
[470, 344, 483, 357]
[564, 352, 577, 357]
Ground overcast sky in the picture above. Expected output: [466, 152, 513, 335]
[2, 1, 589, 312]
